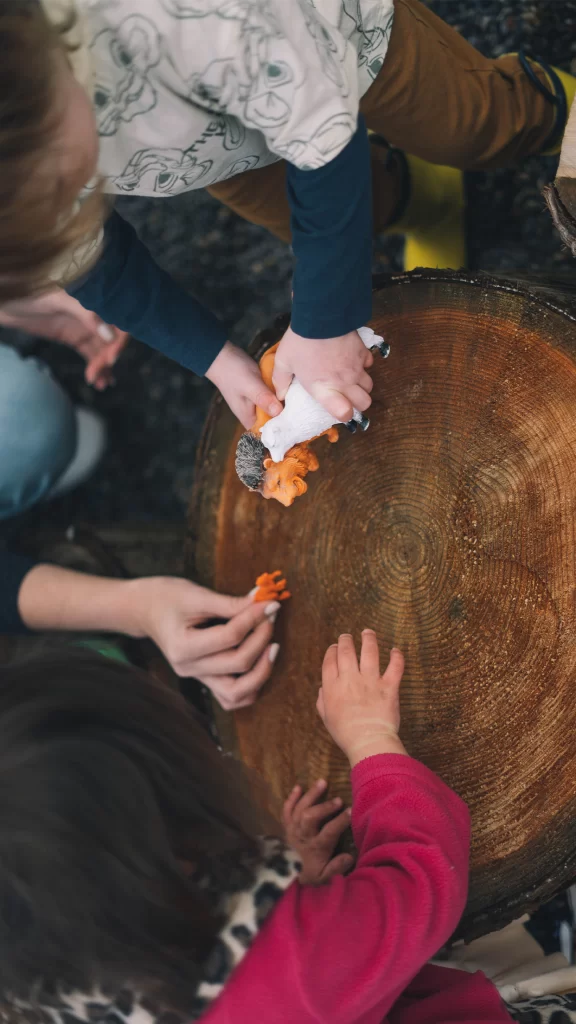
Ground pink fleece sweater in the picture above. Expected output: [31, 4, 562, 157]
[202, 754, 513, 1024]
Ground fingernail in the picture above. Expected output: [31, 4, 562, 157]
[333, 797, 342, 806]
[268, 611, 279, 625]
[269, 643, 280, 664]
[316, 779, 327, 789]
[248, 587, 259, 598]
[271, 401, 283, 415]
[97, 323, 115, 342]
[265, 601, 281, 617]
[346, 807, 353, 816]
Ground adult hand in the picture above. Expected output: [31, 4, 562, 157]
[206, 341, 283, 428]
[126, 576, 281, 709]
[272, 327, 374, 422]
[0, 289, 128, 390]
[283, 779, 354, 885]
[317, 631, 407, 767]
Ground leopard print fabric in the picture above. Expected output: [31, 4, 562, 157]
[7, 834, 576, 1024]
[5, 838, 301, 1024]
[506, 994, 576, 1023]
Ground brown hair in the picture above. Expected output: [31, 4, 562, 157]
[0, 2, 103, 303]
[0, 647, 267, 1013]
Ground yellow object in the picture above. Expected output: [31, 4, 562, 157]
[385, 155, 466, 271]
[501, 54, 576, 156]
[540, 65, 576, 155]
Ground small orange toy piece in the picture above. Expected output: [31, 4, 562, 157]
[253, 570, 291, 602]
[251, 344, 339, 506]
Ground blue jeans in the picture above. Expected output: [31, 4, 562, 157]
[0, 344, 77, 521]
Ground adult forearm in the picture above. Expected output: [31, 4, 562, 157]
[18, 565, 147, 637]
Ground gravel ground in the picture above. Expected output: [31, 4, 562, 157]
[4, 0, 576, 527]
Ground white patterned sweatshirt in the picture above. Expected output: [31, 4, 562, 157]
[45, 0, 394, 195]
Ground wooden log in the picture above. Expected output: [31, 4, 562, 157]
[186, 269, 576, 940]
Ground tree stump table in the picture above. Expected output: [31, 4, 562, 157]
[186, 270, 576, 939]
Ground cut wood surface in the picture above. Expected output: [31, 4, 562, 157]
[187, 270, 576, 938]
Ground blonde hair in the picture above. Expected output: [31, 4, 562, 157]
[0, 2, 104, 303]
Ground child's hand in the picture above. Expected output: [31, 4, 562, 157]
[206, 341, 283, 428]
[272, 327, 374, 422]
[317, 631, 407, 767]
[282, 780, 355, 886]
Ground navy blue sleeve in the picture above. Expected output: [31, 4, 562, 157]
[0, 552, 36, 634]
[287, 115, 373, 340]
[67, 211, 228, 376]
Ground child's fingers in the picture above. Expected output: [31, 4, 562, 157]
[252, 384, 283, 419]
[299, 796, 343, 831]
[282, 784, 302, 826]
[322, 644, 338, 684]
[294, 779, 327, 814]
[271, 364, 294, 403]
[359, 628, 380, 674]
[358, 370, 374, 393]
[321, 852, 355, 883]
[337, 633, 359, 674]
[382, 647, 405, 688]
[312, 384, 353, 423]
[319, 807, 352, 847]
[345, 383, 372, 414]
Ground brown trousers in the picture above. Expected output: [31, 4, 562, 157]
[207, 0, 555, 242]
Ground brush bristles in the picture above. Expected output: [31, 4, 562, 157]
[235, 432, 267, 490]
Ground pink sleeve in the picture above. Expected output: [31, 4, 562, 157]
[209, 754, 471, 1024]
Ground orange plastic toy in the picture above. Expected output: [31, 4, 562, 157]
[252, 570, 291, 603]
[251, 343, 339, 507]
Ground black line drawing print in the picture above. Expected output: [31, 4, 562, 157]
[111, 112, 253, 193]
[90, 15, 161, 137]
[226, 154, 261, 176]
[169, 2, 302, 133]
[222, 113, 247, 150]
[273, 109, 357, 169]
[113, 146, 214, 193]
[159, 0, 246, 16]
[300, 3, 350, 96]
[340, 0, 393, 81]
[190, 53, 295, 129]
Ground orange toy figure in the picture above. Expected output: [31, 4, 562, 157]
[252, 570, 291, 602]
[234, 342, 339, 507]
[260, 439, 339, 506]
